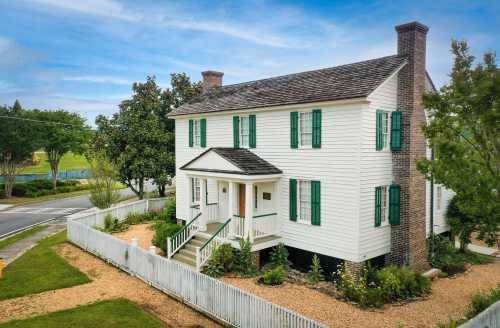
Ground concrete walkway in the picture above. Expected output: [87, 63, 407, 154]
[0, 224, 66, 266]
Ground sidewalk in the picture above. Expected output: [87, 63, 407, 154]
[0, 224, 66, 265]
[455, 240, 500, 258]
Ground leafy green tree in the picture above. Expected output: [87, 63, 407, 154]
[0, 106, 41, 198]
[32, 110, 91, 189]
[154, 73, 201, 196]
[12, 99, 22, 113]
[418, 40, 500, 249]
[446, 195, 477, 251]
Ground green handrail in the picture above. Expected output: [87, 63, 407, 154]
[171, 212, 201, 240]
[253, 212, 277, 219]
[199, 218, 231, 252]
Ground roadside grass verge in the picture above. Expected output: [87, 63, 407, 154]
[0, 231, 90, 300]
[0, 298, 169, 328]
[20, 152, 89, 174]
[0, 225, 47, 250]
[0, 190, 91, 205]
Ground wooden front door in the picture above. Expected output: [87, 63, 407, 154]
[239, 184, 246, 217]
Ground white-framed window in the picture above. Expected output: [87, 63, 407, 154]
[193, 119, 201, 146]
[240, 116, 250, 148]
[381, 111, 390, 150]
[299, 111, 313, 147]
[436, 186, 442, 211]
[191, 178, 200, 204]
[381, 186, 389, 226]
[298, 180, 311, 223]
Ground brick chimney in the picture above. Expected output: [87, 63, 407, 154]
[389, 21, 429, 270]
[201, 70, 223, 93]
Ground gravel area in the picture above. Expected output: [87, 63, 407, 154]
[222, 261, 500, 328]
[0, 242, 219, 328]
[112, 223, 156, 251]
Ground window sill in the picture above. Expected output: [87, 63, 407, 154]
[297, 219, 311, 226]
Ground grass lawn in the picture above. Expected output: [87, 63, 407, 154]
[0, 231, 90, 300]
[20, 152, 89, 174]
[0, 225, 47, 250]
[0, 299, 169, 328]
[0, 190, 91, 205]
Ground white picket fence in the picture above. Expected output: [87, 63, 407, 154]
[67, 199, 327, 328]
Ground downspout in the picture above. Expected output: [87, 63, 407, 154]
[429, 148, 435, 256]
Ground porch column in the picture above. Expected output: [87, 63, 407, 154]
[186, 176, 192, 221]
[244, 182, 254, 243]
[228, 181, 236, 238]
[199, 178, 208, 231]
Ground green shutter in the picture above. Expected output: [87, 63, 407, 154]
[290, 112, 298, 149]
[389, 185, 401, 225]
[188, 119, 193, 147]
[375, 186, 382, 227]
[249, 114, 256, 148]
[200, 118, 206, 148]
[311, 181, 321, 226]
[289, 179, 297, 221]
[233, 116, 240, 148]
[376, 110, 383, 150]
[312, 109, 322, 148]
[390, 111, 402, 151]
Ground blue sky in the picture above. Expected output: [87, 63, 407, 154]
[0, 0, 498, 125]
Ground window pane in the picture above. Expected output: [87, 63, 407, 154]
[299, 112, 312, 146]
[193, 120, 201, 146]
[299, 180, 311, 221]
[240, 117, 249, 147]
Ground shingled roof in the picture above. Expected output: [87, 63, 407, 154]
[169, 55, 407, 116]
[180, 148, 282, 175]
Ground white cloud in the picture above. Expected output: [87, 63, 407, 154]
[62, 75, 133, 85]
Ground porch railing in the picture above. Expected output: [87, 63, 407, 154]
[189, 204, 200, 219]
[206, 202, 219, 223]
[253, 213, 278, 238]
[167, 212, 201, 259]
[196, 218, 231, 271]
[232, 215, 245, 238]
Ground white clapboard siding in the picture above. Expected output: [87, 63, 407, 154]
[358, 73, 398, 261]
[67, 202, 326, 328]
[176, 101, 364, 261]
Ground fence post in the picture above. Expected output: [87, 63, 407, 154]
[145, 199, 149, 212]
[167, 237, 172, 259]
[196, 247, 201, 272]
[149, 246, 156, 255]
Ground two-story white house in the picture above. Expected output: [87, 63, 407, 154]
[166, 21, 452, 272]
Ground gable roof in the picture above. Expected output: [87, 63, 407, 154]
[180, 148, 282, 175]
[169, 55, 407, 117]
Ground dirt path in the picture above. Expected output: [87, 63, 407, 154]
[222, 261, 500, 328]
[0, 242, 220, 328]
[113, 223, 155, 251]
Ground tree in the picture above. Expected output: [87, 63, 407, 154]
[94, 74, 201, 199]
[446, 195, 477, 251]
[12, 99, 22, 113]
[0, 106, 41, 198]
[88, 153, 120, 209]
[154, 73, 201, 196]
[94, 76, 164, 199]
[418, 40, 500, 249]
[32, 110, 90, 189]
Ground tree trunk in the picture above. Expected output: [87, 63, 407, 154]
[47, 151, 61, 190]
[4, 174, 15, 198]
[138, 177, 144, 199]
[51, 166, 58, 190]
[158, 184, 166, 197]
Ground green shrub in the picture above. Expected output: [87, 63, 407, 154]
[152, 221, 182, 253]
[102, 214, 128, 233]
[466, 285, 500, 319]
[164, 196, 176, 221]
[268, 243, 291, 270]
[261, 266, 285, 286]
[429, 234, 492, 275]
[233, 238, 257, 277]
[335, 263, 431, 308]
[204, 245, 226, 278]
[6, 179, 88, 198]
[307, 254, 324, 284]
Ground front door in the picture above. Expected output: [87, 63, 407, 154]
[239, 184, 246, 217]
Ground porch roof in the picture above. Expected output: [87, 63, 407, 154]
[180, 147, 282, 176]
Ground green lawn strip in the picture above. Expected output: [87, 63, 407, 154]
[20, 152, 90, 174]
[0, 190, 91, 205]
[0, 231, 91, 300]
[0, 225, 47, 250]
[0, 298, 169, 328]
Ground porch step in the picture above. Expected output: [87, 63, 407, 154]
[171, 234, 210, 269]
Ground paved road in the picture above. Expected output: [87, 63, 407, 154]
[0, 185, 153, 237]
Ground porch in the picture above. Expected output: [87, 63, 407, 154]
[169, 147, 283, 271]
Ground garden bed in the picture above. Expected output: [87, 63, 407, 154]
[221, 261, 500, 328]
